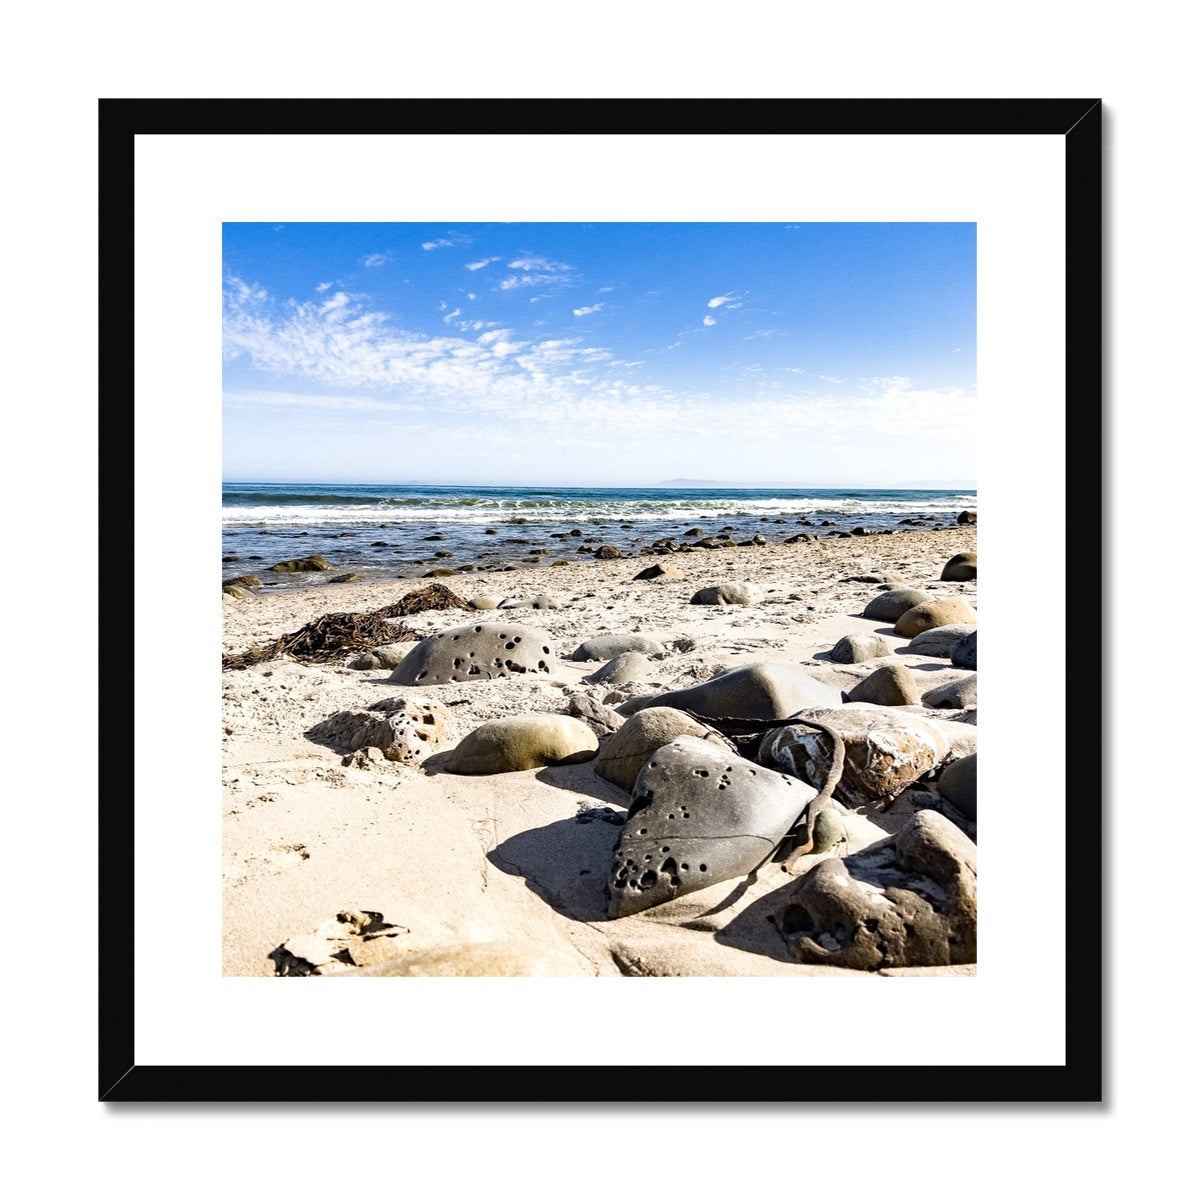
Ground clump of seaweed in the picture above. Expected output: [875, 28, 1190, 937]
[221, 583, 472, 671]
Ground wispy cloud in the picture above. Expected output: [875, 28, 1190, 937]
[363, 253, 390, 267]
[702, 315, 716, 327]
[573, 304, 603, 317]
[707, 293, 742, 309]
[423, 239, 454, 251]
[466, 257, 500, 271]
[508, 256, 568, 272]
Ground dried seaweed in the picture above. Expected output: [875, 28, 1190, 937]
[222, 582, 471, 671]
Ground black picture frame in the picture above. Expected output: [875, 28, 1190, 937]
[101, 98, 1102, 1103]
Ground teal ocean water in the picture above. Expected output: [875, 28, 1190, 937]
[221, 483, 977, 588]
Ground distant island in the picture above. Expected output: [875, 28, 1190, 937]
[658, 478, 976, 489]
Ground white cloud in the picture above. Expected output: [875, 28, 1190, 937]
[423, 239, 454, 251]
[443, 308, 462, 324]
[508, 256, 568, 272]
[707, 293, 737, 308]
[363, 253, 389, 267]
[466, 257, 499, 271]
[703, 315, 716, 326]
[315, 281, 332, 292]
[573, 304, 603, 316]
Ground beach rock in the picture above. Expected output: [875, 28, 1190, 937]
[595, 545, 622, 559]
[571, 634, 666, 662]
[759, 706, 949, 807]
[469, 595, 502, 610]
[309, 697, 453, 766]
[862, 588, 935, 622]
[330, 572, 358, 583]
[222, 585, 257, 601]
[565, 694, 627, 738]
[922, 675, 978, 709]
[346, 642, 412, 670]
[499, 593, 561, 610]
[683, 527, 705, 537]
[957, 510, 977, 525]
[694, 536, 733, 549]
[634, 563, 685, 581]
[906, 623, 978, 658]
[844, 662, 921, 706]
[689, 582, 764, 606]
[829, 633, 893, 664]
[389, 622, 556, 685]
[894, 598, 978, 638]
[593, 708, 736, 793]
[443, 714, 599, 774]
[607, 736, 814, 918]
[617, 660, 843, 721]
[938, 753, 978, 819]
[223, 574, 262, 590]
[268, 554, 333, 573]
[771, 809, 977, 969]
[951, 630, 978, 670]
[585, 651, 654, 686]
[940, 552, 978, 581]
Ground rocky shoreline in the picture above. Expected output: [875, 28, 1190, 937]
[222, 524, 978, 978]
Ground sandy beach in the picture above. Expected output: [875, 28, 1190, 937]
[222, 523, 978, 979]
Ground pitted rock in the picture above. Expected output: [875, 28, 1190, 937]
[308, 696, 453, 766]
[607, 736, 814, 918]
[388, 622, 556, 685]
[771, 809, 977, 969]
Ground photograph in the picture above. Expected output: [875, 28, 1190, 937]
[107, 100, 1097, 1101]
[219, 219, 982, 984]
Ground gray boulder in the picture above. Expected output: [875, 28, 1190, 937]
[690, 582, 764, 606]
[829, 633, 893, 664]
[584, 651, 654, 686]
[862, 588, 934, 622]
[389, 622, 556, 685]
[616, 660, 843, 722]
[906, 623, 978, 658]
[923, 675, 978, 709]
[938, 753, 978, 819]
[951, 630, 977, 670]
[571, 634, 666, 662]
[593, 707, 735, 793]
[607, 736, 814, 918]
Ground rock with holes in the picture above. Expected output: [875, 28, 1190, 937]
[443, 714, 599, 774]
[759, 706, 950, 807]
[862, 588, 935, 622]
[894, 598, 978, 638]
[616, 660, 843, 722]
[690, 582, 764, 606]
[771, 809, 977, 969]
[844, 661, 921, 706]
[388, 622, 556, 685]
[829, 633, 893, 664]
[584, 651, 654, 687]
[607, 736, 814, 918]
[593, 707, 736, 793]
[309, 696, 454, 766]
[571, 634, 666, 662]
[937, 752, 978, 819]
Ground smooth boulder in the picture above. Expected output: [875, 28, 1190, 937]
[906, 623, 977, 658]
[951, 630, 978, 670]
[938, 753, 978, 819]
[593, 707, 735, 793]
[571, 634, 666, 662]
[617, 660, 843, 722]
[443, 714, 598, 774]
[862, 588, 934, 622]
[940, 552, 977, 581]
[894, 598, 978, 638]
[843, 662, 921, 706]
[829, 633, 893, 664]
[690, 582, 763, 606]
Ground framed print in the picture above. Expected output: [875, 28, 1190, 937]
[102, 98, 1101, 1102]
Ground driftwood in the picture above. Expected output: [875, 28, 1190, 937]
[221, 582, 472, 671]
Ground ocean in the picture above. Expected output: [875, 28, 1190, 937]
[221, 483, 978, 591]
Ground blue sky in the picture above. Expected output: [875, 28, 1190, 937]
[222, 222, 976, 487]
